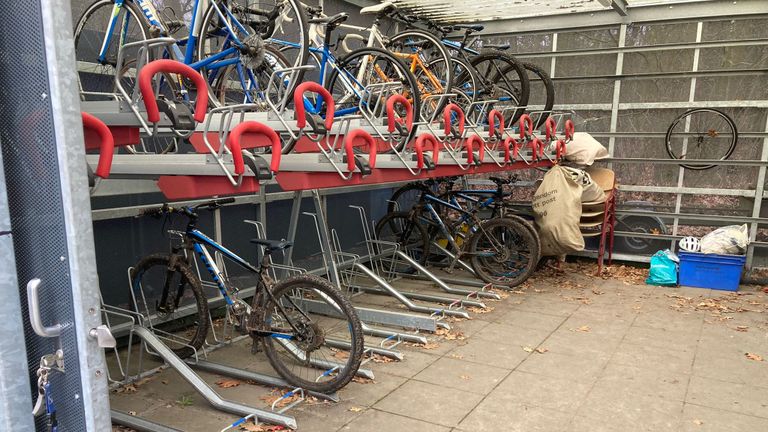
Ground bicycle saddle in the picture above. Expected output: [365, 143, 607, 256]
[308, 12, 348, 28]
[485, 43, 510, 50]
[453, 24, 484, 32]
[250, 238, 293, 251]
[360, 1, 396, 15]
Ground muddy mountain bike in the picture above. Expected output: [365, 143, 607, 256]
[131, 198, 364, 393]
[376, 187, 539, 287]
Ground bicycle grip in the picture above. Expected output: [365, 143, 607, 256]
[386, 94, 413, 133]
[488, 109, 504, 138]
[217, 197, 236, 205]
[345, 129, 377, 170]
[81, 112, 114, 179]
[443, 103, 465, 137]
[294, 82, 335, 130]
[518, 114, 533, 139]
[544, 117, 557, 141]
[226, 121, 283, 175]
[465, 135, 485, 165]
[416, 133, 440, 165]
[138, 59, 208, 123]
[564, 119, 575, 141]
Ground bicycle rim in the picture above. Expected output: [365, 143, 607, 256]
[261, 274, 363, 393]
[665, 108, 738, 170]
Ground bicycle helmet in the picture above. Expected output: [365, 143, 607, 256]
[679, 236, 701, 252]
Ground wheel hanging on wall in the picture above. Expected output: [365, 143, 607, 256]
[665, 108, 738, 170]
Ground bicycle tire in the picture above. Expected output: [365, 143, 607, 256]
[260, 274, 364, 393]
[130, 254, 209, 359]
[326, 47, 421, 153]
[375, 211, 431, 265]
[388, 29, 454, 118]
[73, 0, 148, 95]
[387, 182, 432, 214]
[469, 51, 530, 126]
[196, 0, 309, 108]
[665, 108, 738, 170]
[521, 62, 555, 130]
[467, 217, 539, 287]
[210, 44, 292, 110]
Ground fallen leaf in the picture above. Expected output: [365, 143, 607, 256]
[460, 375, 470, 380]
[735, 326, 749, 332]
[331, 349, 350, 360]
[161, 380, 169, 385]
[352, 376, 376, 384]
[591, 289, 605, 295]
[348, 406, 364, 412]
[115, 384, 137, 394]
[239, 422, 284, 431]
[369, 353, 395, 363]
[535, 347, 549, 354]
[467, 306, 494, 314]
[745, 352, 764, 362]
[523, 346, 534, 353]
[692, 419, 704, 426]
[572, 325, 591, 333]
[420, 342, 440, 350]
[215, 379, 242, 389]
[449, 353, 464, 360]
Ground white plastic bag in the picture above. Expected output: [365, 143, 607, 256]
[699, 224, 749, 255]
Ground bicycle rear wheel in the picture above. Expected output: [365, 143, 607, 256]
[470, 51, 530, 126]
[375, 211, 431, 265]
[665, 108, 738, 170]
[130, 254, 209, 359]
[196, 0, 309, 108]
[260, 274, 363, 393]
[467, 218, 539, 287]
[521, 62, 555, 129]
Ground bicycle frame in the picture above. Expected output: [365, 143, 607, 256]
[303, 44, 368, 117]
[100, 0, 295, 103]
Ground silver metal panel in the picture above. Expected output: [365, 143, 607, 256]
[0, 142, 36, 431]
[0, 0, 111, 429]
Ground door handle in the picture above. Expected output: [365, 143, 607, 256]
[26, 279, 62, 338]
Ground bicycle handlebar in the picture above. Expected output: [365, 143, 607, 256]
[81, 112, 114, 179]
[138, 59, 208, 123]
[138, 198, 236, 219]
[294, 82, 335, 130]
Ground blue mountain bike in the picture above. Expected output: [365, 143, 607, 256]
[131, 198, 364, 393]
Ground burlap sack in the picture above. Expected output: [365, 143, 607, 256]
[533, 166, 585, 256]
[563, 167, 606, 204]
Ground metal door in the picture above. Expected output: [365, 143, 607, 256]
[0, 0, 112, 430]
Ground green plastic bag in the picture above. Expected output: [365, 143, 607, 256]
[646, 250, 678, 286]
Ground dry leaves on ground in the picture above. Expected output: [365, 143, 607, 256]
[460, 375, 471, 380]
[369, 353, 396, 364]
[735, 326, 749, 332]
[348, 406, 365, 412]
[745, 352, 764, 362]
[239, 422, 285, 431]
[259, 390, 302, 408]
[523, 346, 548, 354]
[351, 376, 376, 384]
[467, 306, 494, 314]
[330, 348, 350, 360]
[435, 327, 467, 341]
[571, 325, 591, 333]
[216, 379, 242, 389]
[692, 419, 704, 426]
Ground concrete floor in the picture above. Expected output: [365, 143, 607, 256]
[110, 262, 768, 431]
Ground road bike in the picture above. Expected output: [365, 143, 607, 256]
[131, 198, 364, 393]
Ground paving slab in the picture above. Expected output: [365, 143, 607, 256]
[446, 337, 531, 368]
[491, 370, 595, 414]
[680, 403, 768, 432]
[686, 375, 768, 418]
[373, 380, 484, 427]
[457, 400, 573, 432]
[413, 357, 510, 394]
[576, 387, 684, 432]
[339, 409, 451, 431]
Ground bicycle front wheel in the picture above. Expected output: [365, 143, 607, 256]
[665, 108, 738, 170]
[467, 217, 539, 287]
[130, 254, 210, 359]
[261, 274, 363, 393]
[375, 211, 431, 265]
[470, 51, 530, 126]
[74, 0, 148, 95]
[326, 47, 421, 152]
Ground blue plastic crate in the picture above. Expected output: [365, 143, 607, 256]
[678, 251, 745, 291]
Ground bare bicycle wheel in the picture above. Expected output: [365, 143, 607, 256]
[665, 108, 738, 170]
